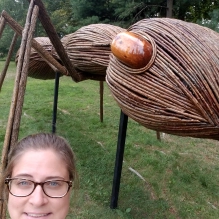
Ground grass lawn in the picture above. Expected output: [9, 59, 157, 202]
[0, 61, 219, 218]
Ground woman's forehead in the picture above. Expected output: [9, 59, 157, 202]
[11, 149, 69, 179]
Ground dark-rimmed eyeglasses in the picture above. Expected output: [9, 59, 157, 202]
[5, 178, 72, 198]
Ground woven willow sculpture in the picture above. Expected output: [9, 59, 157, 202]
[106, 18, 219, 140]
[16, 37, 61, 80]
[60, 24, 125, 76]
[16, 24, 125, 80]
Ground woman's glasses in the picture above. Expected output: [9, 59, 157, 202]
[5, 178, 72, 198]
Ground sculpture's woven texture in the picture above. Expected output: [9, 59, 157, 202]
[106, 18, 219, 139]
[16, 37, 60, 80]
[61, 24, 125, 75]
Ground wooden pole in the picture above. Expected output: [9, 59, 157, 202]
[1, 10, 68, 76]
[156, 131, 161, 141]
[0, 1, 38, 216]
[0, 25, 29, 215]
[27, 0, 81, 82]
[0, 15, 6, 39]
[0, 33, 18, 91]
[3, 2, 35, 151]
[11, 4, 39, 146]
[0, 15, 7, 219]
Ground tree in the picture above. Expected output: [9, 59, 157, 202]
[173, 0, 219, 22]
[43, 0, 74, 36]
[172, 0, 219, 31]
[112, 0, 167, 28]
[69, 0, 115, 31]
[1, 0, 219, 58]
[0, 0, 73, 58]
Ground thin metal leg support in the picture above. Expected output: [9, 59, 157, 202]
[110, 110, 128, 209]
[52, 72, 60, 133]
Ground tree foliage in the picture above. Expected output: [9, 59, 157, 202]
[173, 0, 219, 23]
[0, 0, 219, 58]
[112, 0, 167, 28]
[0, 0, 29, 58]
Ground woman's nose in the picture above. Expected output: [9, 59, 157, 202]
[29, 185, 48, 206]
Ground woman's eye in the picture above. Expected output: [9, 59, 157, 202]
[17, 180, 31, 186]
[48, 181, 59, 187]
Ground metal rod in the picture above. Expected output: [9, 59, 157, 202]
[110, 110, 128, 209]
[52, 71, 60, 133]
[99, 81, 104, 122]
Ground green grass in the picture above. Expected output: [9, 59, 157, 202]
[1, 61, 219, 218]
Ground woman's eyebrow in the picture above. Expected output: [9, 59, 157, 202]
[12, 173, 33, 178]
[11, 174, 66, 181]
[44, 176, 65, 180]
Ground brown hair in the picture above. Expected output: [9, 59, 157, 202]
[3, 133, 77, 198]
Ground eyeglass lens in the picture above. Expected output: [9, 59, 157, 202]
[8, 178, 70, 197]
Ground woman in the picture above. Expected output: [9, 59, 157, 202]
[2, 133, 77, 219]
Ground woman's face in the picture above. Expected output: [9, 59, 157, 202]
[8, 149, 71, 219]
